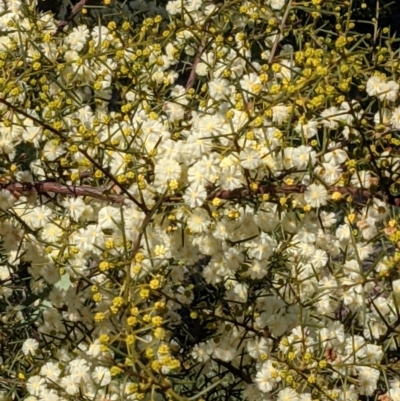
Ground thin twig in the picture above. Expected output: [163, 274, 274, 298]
[185, 25, 209, 92]
[54, 0, 91, 36]
[268, 0, 293, 64]
[210, 357, 252, 384]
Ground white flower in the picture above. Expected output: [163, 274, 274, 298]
[278, 58, 297, 80]
[393, 279, 400, 295]
[366, 76, 383, 96]
[339, 100, 363, 124]
[60, 375, 79, 395]
[0, 265, 10, 282]
[213, 220, 231, 240]
[320, 106, 340, 129]
[40, 223, 63, 243]
[6, 0, 22, 13]
[209, 78, 231, 101]
[26, 375, 46, 396]
[299, 393, 312, 401]
[38, 389, 59, 401]
[213, 341, 236, 362]
[42, 139, 64, 161]
[270, 0, 286, 10]
[92, 366, 112, 387]
[272, 104, 289, 125]
[323, 145, 347, 164]
[164, 102, 185, 122]
[390, 389, 400, 401]
[22, 117, 42, 146]
[318, 162, 341, 185]
[73, 224, 104, 253]
[261, 49, 271, 60]
[357, 216, 377, 240]
[62, 197, 86, 220]
[195, 62, 209, 76]
[202, 261, 222, 284]
[336, 223, 351, 242]
[188, 162, 207, 186]
[247, 337, 272, 359]
[278, 388, 300, 401]
[377, 80, 399, 102]
[98, 206, 121, 229]
[196, 113, 224, 135]
[0, 133, 16, 159]
[187, 208, 211, 233]
[40, 41, 58, 61]
[219, 166, 244, 190]
[281, 146, 296, 169]
[40, 362, 61, 383]
[357, 367, 379, 395]
[255, 360, 280, 393]
[187, 131, 213, 159]
[247, 233, 276, 260]
[69, 358, 90, 383]
[191, 342, 211, 362]
[22, 338, 39, 355]
[391, 106, 400, 129]
[0, 189, 14, 210]
[91, 25, 112, 43]
[320, 211, 337, 228]
[183, 184, 207, 208]
[240, 149, 262, 170]
[65, 25, 90, 52]
[24, 397, 38, 401]
[310, 249, 328, 269]
[247, 260, 268, 279]
[351, 170, 372, 188]
[189, 155, 219, 184]
[304, 184, 328, 208]
[293, 145, 316, 169]
[240, 73, 262, 97]
[166, 0, 181, 15]
[363, 344, 384, 363]
[295, 119, 318, 139]
[154, 158, 181, 188]
[233, 282, 248, 302]
[374, 108, 391, 125]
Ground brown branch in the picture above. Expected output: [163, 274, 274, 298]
[0, 97, 147, 213]
[54, 0, 91, 36]
[185, 25, 209, 92]
[3, 181, 125, 204]
[3, 181, 400, 208]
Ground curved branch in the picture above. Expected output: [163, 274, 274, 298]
[0, 97, 148, 213]
[2, 181, 400, 208]
[2, 181, 125, 204]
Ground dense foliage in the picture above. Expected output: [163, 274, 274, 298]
[1, 0, 400, 400]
